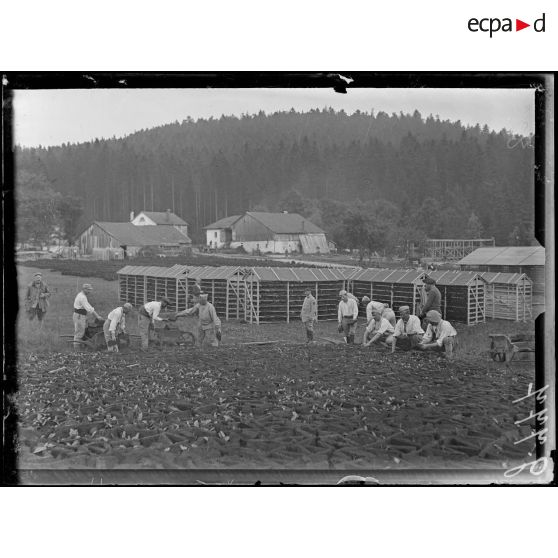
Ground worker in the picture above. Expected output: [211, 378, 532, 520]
[391, 305, 424, 352]
[104, 303, 133, 352]
[361, 296, 395, 327]
[338, 290, 358, 344]
[138, 297, 170, 351]
[73, 284, 103, 349]
[177, 294, 222, 348]
[300, 287, 318, 343]
[417, 310, 458, 360]
[25, 272, 51, 327]
[191, 278, 203, 304]
[363, 308, 395, 348]
[418, 276, 442, 320]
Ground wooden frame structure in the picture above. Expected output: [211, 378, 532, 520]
[348, 268, 486, 325]
[118, 265, 487, 325]
[425, 238, 495, 261]
[477, 272, 533, 321]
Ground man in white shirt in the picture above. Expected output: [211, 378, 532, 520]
[391, 305, 424, 352]
[103, 303, 133, 352]
[338, 290, 358, 344]
[177, 294, 222, 348]
[300, 288, 318, 343]
[138, 297, 170, 350]
[361, 296, 396, 327]
[73, 284, 103, 349]
[363, 309, 395, 348]
[417, 310, 458, 360]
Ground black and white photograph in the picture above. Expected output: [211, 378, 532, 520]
[2, 73, 554, 485]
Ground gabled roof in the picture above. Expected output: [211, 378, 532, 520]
[246, 212, 325, 234]
[458, 246, 545, 267]
[136, 211, 188, 226]
[203, 215, 242, 229]
[94, 222, 191, 246]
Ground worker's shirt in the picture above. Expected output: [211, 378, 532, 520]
[394, 315, 424, 338]
[365, 317, 395, 335]
[185, 302, 221, 330]
[143, 301, 164, 321]
[338, 299, 358, 322]
[73, 292, 95, 313]
[422, 286, 442, 314]
[366, 301, 385, 323]
[301, 295, 317, 321]
[107, 307, 126, 333]
[422, 320, 457, 347]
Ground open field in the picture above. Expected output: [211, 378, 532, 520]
[11, 266, 538, 473]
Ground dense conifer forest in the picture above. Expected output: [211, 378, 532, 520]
[15, 108, 535, 248]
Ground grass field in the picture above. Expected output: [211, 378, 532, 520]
[12, 265, 539, 474]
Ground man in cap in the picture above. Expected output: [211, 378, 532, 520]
[177, 294, 222, 348]
[138, 297, 170, 351]
[338, 290, 358, 344]
[417, 310, 457, 360]
[300, 287, 318, 343]
[418, 276, 442, 320]
[363, 308, 395, 348]
[104, 303, 133, 352]
[73, 284, 103, 349]
[391, 305, 424, 352]
[25, 272, 51, 327]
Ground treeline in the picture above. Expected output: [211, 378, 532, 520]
[15, 108, 535, 246]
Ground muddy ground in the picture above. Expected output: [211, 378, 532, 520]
[13, 342, 536, 473]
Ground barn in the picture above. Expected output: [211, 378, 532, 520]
[203, 211, 329, 254]
[77, 222, 191, 259]
[458, 246, 545, 294]
[348, 268, 487, 325]
[203, 215, 242, 249]
[131, 210, 190, 239]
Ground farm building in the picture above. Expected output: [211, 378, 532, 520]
[77, 222, 191, 259]
[203, 215, 242, 249]
[477, 272, 533, 321]
[203, 211, 329, 254]
[131, 209, 189, 238]
[117, 265, 355, 323]
[348, 269, 487, 325]
[458, 246, 545, 294]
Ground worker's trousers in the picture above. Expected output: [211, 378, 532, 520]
[138, 314, 152, 349]
[198, 326, 218, 348]
[73, 314, 87, 349]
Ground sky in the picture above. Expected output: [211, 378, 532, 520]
[12, 88, 535, 148]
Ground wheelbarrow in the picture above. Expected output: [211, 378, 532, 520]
[141, 316, 197, 347]
[60, 318, 131, 351]
[488, 333, 535, 363]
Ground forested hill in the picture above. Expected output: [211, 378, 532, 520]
[15, 109, 535, 246]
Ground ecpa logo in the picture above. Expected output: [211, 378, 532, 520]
[468, 13, 546, 37]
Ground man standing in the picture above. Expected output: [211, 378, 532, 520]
[191, 278, 202, 305]
[73, 284, 103, 349]
[25, 272, 51, 327]
[138, 297, 170, 351]
[391, 305, 424, 352]
[418, 276, 442, 320]
[300, 288, 318, 343]
[363, 309, 395, 348]
[417, 310, 458, 360]
[338, 290, 358, 344]
[103, 302, 133, 352]
[177, 294, 222, 348]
